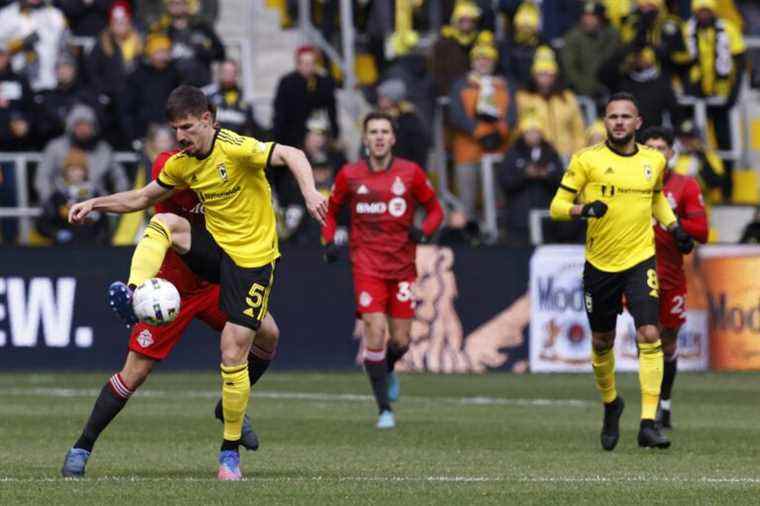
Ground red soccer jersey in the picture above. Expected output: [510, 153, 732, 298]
[322, 157, 443, 279]
[654, 171, 708, 290]
[151, 151, 210, 295]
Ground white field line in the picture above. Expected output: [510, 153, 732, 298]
[0, 476, 759, 484]
[0, 387, 593, 408]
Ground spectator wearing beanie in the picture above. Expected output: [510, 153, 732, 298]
[120, 33, 181, 144]
[376, 78, 430, 169]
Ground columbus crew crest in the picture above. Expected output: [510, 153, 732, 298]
[643, 164, 653, 181]
[217, 163, 229, 182]
[392, 176, 406, 196]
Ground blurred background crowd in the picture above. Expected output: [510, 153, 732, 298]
[1, 0, 759, 247]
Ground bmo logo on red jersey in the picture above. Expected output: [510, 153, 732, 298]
[356, 198, 407, 217]
[356, 202, 387, 214]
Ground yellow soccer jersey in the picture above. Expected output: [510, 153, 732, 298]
[550, 142, 677, 272]
[157, 129, 279, 268]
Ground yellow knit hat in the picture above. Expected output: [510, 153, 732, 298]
[691, 0, 716, 11]
[518, 115, 546, 136]
[146, 33, 171, 55]
[514, 2, 540, 30]
[470, 43, 498, 61]
[451, 2, 481, 22]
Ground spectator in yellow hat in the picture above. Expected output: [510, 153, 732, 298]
[516, 50, 586, 160]
[618, 0, 689, 77]
[431, 1, 493, 95]
[681, 0, 745, 199]
[497, 1, 546, 88]
[498, 114, 563, 245]
[448, 40, 510, 224]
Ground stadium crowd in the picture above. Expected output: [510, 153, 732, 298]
[0, 0, 757, 246]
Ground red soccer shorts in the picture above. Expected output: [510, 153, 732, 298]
[353, 272, 415, 319]
[659, 286, 687, 331]
[128, 284, 227, 360]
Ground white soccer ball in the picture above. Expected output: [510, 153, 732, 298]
[132, 278, 181, 326]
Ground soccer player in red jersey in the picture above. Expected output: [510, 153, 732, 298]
[61, 150, 274, 477]
[321, 111, 444, 428]
[641, 127, 708, 429]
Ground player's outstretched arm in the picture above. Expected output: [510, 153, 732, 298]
[68, 181, 172, 225]
[270, 144, 328, 225]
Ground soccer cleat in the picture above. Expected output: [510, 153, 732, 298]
[217, 450, 242, 480]
[214, 403, 259, 452]
[387, 371, 400, 402]
[61, 448, 90, 478]
[376, 410, 396, 429]
[600, 396, 625, 451]
[656, 406, 672, 430]
[107, 281, 138, 327]
[638, 420, 671, 449]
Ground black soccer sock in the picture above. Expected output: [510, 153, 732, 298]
[386, 342, 409, 373]
[215, 345, 276, 421]
[660, 356, 678, 402]
[220, 439, 241, 452]
[74, 374, 134, 452]
[364, 348, 391, 413]
[248, 344, 274, 386]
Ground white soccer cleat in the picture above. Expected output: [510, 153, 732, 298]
[376, 410, 396, 429]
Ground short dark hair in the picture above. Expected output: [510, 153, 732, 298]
[640, 126, 674, 147]
[363, 111, 397, 133]
[166, 85, 209, 122]
[606, 91, 639, 112]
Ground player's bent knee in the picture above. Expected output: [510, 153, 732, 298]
[591, 332, 614, 353]
[120, 352, 155, 390]
[256, 314, 280, 346]
[637, 324, 660, 344]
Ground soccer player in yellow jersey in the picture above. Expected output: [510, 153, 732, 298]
[69, 85, 328, 480]
[550, 92, 694, 451]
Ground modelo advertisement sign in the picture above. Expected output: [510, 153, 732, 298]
[0, 245, 531, 372]
[529, 245, 710, 373]
[699, 245, 760, 371]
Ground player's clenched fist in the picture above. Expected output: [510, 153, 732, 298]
[69, 199, 95, 224]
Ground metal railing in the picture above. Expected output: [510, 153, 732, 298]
[0, 151, 139, 244]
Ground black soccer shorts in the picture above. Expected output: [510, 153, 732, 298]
[582, 256, 659, 333]
[180, 224, 276, 331]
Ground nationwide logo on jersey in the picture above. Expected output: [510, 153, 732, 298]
[605, 167, 614, 175]
[359, 291, 372, 307]
[357, 184, 369, 195]
[218, 164, 229, 182]
[392, 176, 406, 196]
[643, 164, 653, 181]
[137, 329, 154, 348]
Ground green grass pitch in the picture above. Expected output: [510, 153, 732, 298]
[1, 371, 759, 505]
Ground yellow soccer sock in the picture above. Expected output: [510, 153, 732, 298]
[638, 340, 664, 420]
[220, 363, 250, 441]
[591, 347, 617, 404]
[127, 217, 172, 287]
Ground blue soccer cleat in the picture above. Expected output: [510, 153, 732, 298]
[376, 410, 396, 429]
[240, 415, 260, 451]
[387, 372, 400, 402]
[61, 448, 90, 478]
[108, 281, 138, 327]
[217, 450, 242, 480]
